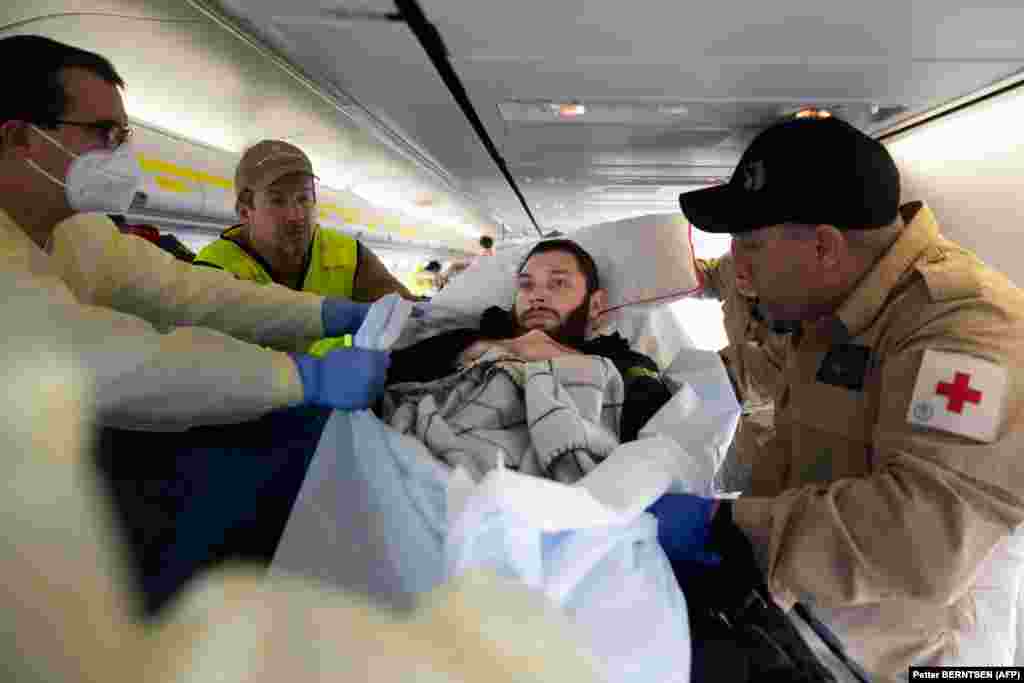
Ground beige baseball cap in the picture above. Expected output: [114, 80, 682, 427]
[235, 140, 318, 198]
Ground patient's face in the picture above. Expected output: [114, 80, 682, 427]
[514, 250, 604, 344]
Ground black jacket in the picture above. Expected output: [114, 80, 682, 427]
[387, 306, 673, 442]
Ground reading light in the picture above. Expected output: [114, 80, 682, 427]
[556, 103, 586, 118]
[793, 107, 833, 120]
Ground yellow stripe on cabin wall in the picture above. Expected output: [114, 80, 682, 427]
[136, 154, 442, 239]
[137, 153, 233, 190]
[153, 175, 193, 193]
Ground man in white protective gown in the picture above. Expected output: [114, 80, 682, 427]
[0, 293, 605, 683]
[0, 34, 391, 617]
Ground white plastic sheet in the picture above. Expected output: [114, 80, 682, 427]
[438, 347, 741, 683]
[644, 347, 742, 496]
[934, 525, 1024, 668]
[446, 462, 691, 683]
[271, 294, 452, 610]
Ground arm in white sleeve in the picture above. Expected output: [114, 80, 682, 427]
[6, 276, 305, 431]
[2, 217, 306, 431]
[48, 216, 325, 352]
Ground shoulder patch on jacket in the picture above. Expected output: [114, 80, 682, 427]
[915, 247, 984, 303]
[906, 349, 1008, 443]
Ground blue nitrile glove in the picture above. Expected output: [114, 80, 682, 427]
[289, 348, 390, 411]
[647, 493, 722, 567]
[322, 298, 374, 337]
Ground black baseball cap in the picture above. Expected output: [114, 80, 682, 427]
[679, 116, 900, 234]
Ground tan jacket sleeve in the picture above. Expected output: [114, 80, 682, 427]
[742, 338, 785, 402]
[722, 340, 785, 405]
[735, 289, 1024, 610]
[352, 242, 418, 302]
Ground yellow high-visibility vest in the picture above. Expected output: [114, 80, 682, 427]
[195, 225, 358, 356]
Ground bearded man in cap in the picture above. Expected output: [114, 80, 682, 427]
[649, 114, 1024, 680]
[195, 140, 416, 354]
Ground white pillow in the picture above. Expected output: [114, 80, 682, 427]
[431, 213, 700, 320]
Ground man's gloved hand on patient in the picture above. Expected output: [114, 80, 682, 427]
[289, 347, 391, 411]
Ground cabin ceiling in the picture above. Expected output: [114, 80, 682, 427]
[71, 1, 1024, 246]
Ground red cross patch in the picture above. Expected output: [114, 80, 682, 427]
[907, 350, 1008, 443]
[935, 372, 982, 414]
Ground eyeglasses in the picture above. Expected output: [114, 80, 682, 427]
[49, 119, 133, 149]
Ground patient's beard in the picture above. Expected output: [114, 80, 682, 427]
[516, 294, 591, 349]
[544, 294, 593, 350]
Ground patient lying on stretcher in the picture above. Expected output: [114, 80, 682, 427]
[379, 239, 673, 483]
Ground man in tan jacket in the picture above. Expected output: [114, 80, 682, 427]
[669, 114, 1024, 680]
[0, 35, 390, 615]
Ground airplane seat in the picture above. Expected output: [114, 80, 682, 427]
[93, 403, 332, 618]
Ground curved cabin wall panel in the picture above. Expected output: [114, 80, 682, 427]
[886, 84, 1024, 288]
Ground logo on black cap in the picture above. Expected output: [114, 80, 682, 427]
[742, 160, 767, 192]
